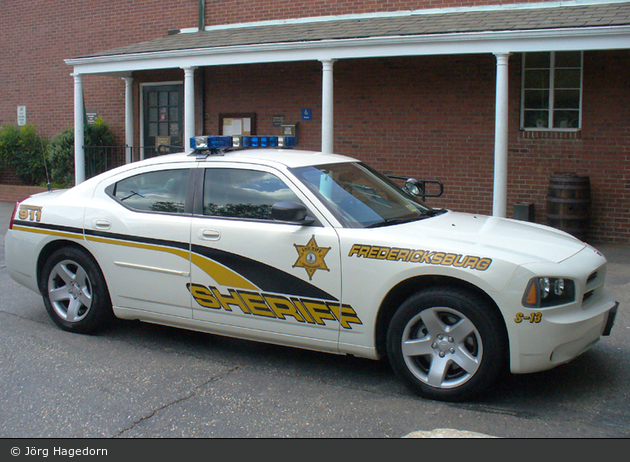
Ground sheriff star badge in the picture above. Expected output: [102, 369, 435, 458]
[292, 236, 331, 280]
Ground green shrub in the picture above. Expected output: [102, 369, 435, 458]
[47, 128, 75, 187]
[47, 116, 116, 187]
[88, 116, 115, 147]
[0, 125, 20, 175]
[0, 124, 48, 185]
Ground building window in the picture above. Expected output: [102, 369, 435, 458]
[521, 51, 583, 130]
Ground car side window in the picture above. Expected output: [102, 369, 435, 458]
[203, 168, 301, 220]
[113, 169, 190, 214]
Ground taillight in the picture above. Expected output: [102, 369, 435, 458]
[8, 202, 19, 230]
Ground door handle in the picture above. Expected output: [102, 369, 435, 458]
[199, 229, 221, 240]
[92, 219, 111, 230]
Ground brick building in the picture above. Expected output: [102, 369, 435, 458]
[1, 0, 629, 243]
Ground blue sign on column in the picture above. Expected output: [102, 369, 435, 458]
[301, 109, 312, 121]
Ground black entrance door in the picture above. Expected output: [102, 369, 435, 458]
[143, 84, 184, 158]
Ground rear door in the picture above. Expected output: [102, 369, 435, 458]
[85, 164, 194, 318]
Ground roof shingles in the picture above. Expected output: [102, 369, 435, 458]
[79, 2, 630, 58]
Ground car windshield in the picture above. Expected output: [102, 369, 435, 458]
[291, 162, 434, 228]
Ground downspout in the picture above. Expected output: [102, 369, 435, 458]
[198, 0, 205, 31]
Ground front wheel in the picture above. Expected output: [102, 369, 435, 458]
[386, 288, 507, 401]
[40, 247, 114, 334]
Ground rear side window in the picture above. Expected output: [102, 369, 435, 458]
[203, 168, 301, 220]
[113, 169, 190, 214]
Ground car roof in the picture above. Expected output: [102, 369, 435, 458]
[76, 148, 357, 193]
[124, 148, 356, 170]
[58, 147, 358, 201]
[212, 148, 356, 168]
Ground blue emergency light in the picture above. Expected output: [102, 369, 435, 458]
[190, 136, 233, 150]
[191, 135, 297, 151]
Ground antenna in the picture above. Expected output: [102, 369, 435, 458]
[41, 139, 52, 192]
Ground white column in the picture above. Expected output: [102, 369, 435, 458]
[493, 53, 510, 218]
[123, 77, 134, 164]
[183, 67, 197, 152]
[73, 73, 85, 185]
[320, 59, 335, 154]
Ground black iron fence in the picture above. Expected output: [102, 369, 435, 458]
[84, 146, 127, 179]
[84, 145, 184, 179]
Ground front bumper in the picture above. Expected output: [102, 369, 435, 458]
[511, 296, 618, 374]
[546, 300, 618, 367]
[499, 246, 620, 374]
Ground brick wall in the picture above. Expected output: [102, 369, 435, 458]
[0, 0, 549, 136]
[0, 0, 198, 138]
[202, 0, 534, 25]
[0, 0, 198, 185]
[0, 184, 48, 203]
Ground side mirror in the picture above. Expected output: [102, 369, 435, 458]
[387, 174, 444, 201]
[405, 178, 444, 201]
[405, 178, 425, 197]
[271, 202, 315, 225]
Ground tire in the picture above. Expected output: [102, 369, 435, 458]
[386, 287, 507, 402]
[40, 247, 114, 334]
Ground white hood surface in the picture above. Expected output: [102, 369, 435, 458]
[379, 211, 586, 266]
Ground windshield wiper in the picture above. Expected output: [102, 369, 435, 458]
[366, 216, 422, 228]
[120, 190, 145, 201]
[366, 209, 446, 228]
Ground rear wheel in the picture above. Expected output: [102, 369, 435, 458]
[387, 287, 506, 401]
[40, 247, 114, 334]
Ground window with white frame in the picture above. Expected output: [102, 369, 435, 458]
[521, 51, 583, 130]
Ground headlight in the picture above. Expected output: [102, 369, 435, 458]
[522, 277, 575, 308]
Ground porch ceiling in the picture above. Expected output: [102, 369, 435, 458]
[66, 1, 630, 75]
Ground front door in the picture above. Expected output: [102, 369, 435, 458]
[189, 163, 346, 351]
[143, 84, 184, 158]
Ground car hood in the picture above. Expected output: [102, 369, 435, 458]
[378, 211, 586, 265]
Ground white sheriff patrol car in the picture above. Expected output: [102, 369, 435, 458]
[5, 135, 619, 401]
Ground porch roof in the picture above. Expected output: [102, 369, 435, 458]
[67, 1, 630, 75]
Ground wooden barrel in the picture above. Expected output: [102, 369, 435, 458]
[546, 173, 591, 241]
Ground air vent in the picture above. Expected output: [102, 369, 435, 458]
[583, 290, 594, 302]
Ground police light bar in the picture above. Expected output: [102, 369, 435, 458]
[191, 135, 296, 151]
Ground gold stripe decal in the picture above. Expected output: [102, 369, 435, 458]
[15, 223, 258, 291]
[86, 235, 258, 290]
[86, 235, 189, 259]
[190, 254, 257, 290]
[12, 225, 80, 240]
